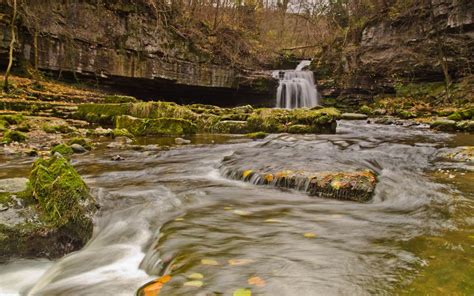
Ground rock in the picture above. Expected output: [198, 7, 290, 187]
[430, 119, 457, 131]
[115, 136, 133, 144]
[70, 144, 87, 154]
[0, 178, 28, 193]
[51, 144, 74, 156]
[116, 115, 197, 136]
[456, 120, 474, 132]
[440, 146, 473, 162]
[288, 124, 312, 134]
[175, 137, 191, 145]
[221, 167, 377, 202]
[111, 155, 125, 161]
[0, 155, 96, 262]
[341, 113, 368, 120]
[246, 132, 268, 140]
[212, 120, 249, 134]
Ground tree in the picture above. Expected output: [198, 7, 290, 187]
[3, 0, 17, 93]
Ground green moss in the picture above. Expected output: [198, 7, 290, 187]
[67, 137, 92, 150]
[51, 144, 74, 156]
[460, 108, 473, 120]
[0, 114, 24, 125]
[3, 130, 27, 143]
[0, 119, 8, 131]
[116, 115, 197, 136]
[246, 132, 268, 139]
[42, 124, 72, 134]
[111, 128, 134, 138]
[16, 123, 31, 132]
[359, 105, 372, 115]
[447, 112, 463, 121]
[247, 109, 290, 133]
[212, 120, 249, 134]
[398, 110, 416, 119]
[24, 155, 95, 237]
[103, 94, 137, 103]
[288, 124, 312, 134]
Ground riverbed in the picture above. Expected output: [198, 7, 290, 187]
[0, 120, 473, 295]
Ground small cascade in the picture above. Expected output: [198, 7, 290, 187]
[273, 60, 320, 109]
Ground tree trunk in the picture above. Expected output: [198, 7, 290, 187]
[3, 0, 17, 93]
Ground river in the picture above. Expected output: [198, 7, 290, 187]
[0, 120, 473, 295]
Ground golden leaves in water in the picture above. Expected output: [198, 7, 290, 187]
[201, 258, 219, 266]
[183, 280, 203, 287]
[187, 272, 204, 279]
[233, 288, 252, 296]
[143, 275, 171, 296]
[233, 210, 251, 216]
[228, 259, 255, 266]
[248, 276, 266, 287]
[303, 232, 317, 238]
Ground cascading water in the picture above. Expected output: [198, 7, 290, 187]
[273, 60, 320, 109]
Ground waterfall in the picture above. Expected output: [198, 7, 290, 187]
[273, 60, 320, 109]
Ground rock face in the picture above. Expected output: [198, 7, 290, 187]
[313, 0, 474, 110]
[0, 1, 277, 106]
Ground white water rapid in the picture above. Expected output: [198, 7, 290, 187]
[273, 60, 320, 109]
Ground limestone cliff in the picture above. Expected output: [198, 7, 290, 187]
[313, 0, 473, 109]
[0, 1, 276, 106]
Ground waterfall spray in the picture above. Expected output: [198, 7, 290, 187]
[273, 60, 320, 109]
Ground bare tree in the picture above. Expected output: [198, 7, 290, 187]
[3, 0, 17, 93]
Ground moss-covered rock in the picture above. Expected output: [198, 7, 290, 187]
[116, 115, 197, 136]
[0, 155, 96, 261]
[288, 124, 312, 134]
[341, 113, 369, 120]
[212, 120, 249, 134]
[111, 128, 134, 138]
[246, 131, 268, 139]
[51, 144, 74, 156]
[431, 119, 457, 132]
[456, 120, 474, 132]
[2, 130, 27, 143]
[359, 105, 373, 115]
[447, 112, 463, 121]
[67, 137, 92, 150]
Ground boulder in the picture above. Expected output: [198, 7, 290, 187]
[70, 144, 87, 154]
[0, 155, 96, 262]
[430, 119, 457, 131]
[221, 167, 377, 202]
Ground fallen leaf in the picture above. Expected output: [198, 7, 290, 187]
[183, 280, 203, 287]
[233, 288, 252, 296]
[468, 235, 474, 240]
[174, 217, 184, 221]
[243, 170, 253, 178]
[187, 273, 204, 280]
[224, 206, 233, 210]
[303, 232, 317, 238]
[228, 259, 255, 266]
[143, 275, 172, 296]
[233, 210, 251, 216]
[248, 276, 266, 287]
[201, 259, 219, 266]
[264, 219, 282, 223]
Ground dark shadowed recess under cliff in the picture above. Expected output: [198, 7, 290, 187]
[0, 0, 277, 107]
[312, 0, 474, 110]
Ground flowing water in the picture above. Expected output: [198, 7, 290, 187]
[0, 121, 473, 295]
[273, 60, 320, 109]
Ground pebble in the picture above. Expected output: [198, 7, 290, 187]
[111, 155, 125, 161]
[175, 137, 191, 145]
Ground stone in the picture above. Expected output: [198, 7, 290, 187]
[70, 144, 87, 154]
[341, 113, 368, 120]
[212, 120, 249, 134]
[0, 155, 96, 262]
[175, 138, 191, 145]
[0, 178, 28, 193]
[221, 167, 377, 202]
[430, 119, 457, 131]
[111, 155, 125, 161]
[116, 115, 197, 136]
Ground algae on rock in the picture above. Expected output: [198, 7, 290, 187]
[0, 155, 96, 261]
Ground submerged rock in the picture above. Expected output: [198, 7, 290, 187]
[430, 119, 457, 131]
[0, 155, 96, 262]
[439, 146, 473, 162]
[221, 165, 377, 202]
